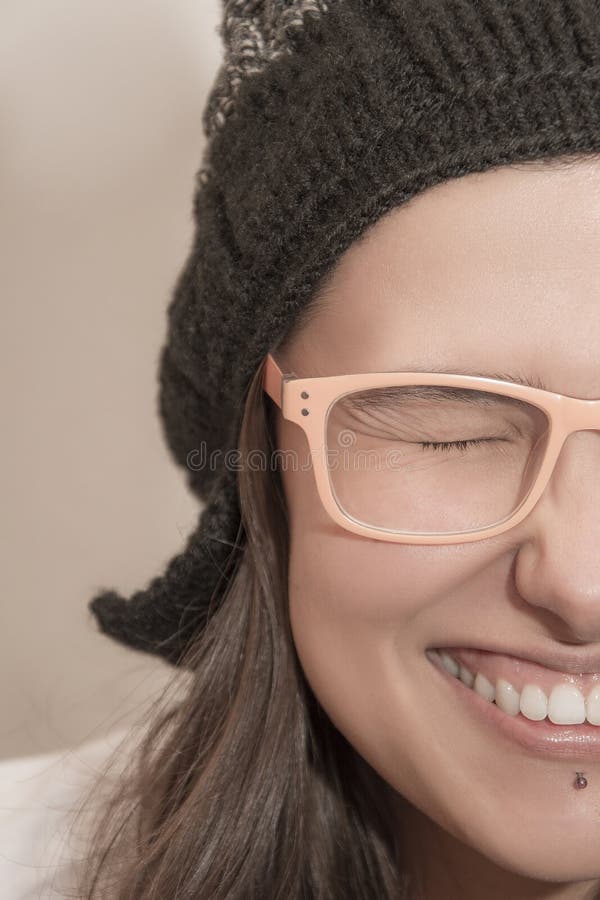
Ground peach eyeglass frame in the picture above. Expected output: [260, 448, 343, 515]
[262, 351, 600, 545]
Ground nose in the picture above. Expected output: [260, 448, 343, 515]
[512, 429, 600, 641]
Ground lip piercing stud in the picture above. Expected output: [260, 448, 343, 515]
[574, 772, 588, 789]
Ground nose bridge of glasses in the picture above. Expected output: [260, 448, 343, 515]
[559, 394, 600, 436]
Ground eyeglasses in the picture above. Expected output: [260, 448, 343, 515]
[262, 351, 600, 545]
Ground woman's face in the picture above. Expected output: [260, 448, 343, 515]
[274, 157, 600, 896]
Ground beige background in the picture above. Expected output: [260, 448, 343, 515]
[2, 0, 222, 759]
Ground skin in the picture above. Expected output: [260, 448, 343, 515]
[272, 157, 600, 900]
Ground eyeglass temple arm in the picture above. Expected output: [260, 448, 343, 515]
[263, 352, 285, 408]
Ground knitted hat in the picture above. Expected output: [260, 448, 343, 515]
[88, 0, 600, 669]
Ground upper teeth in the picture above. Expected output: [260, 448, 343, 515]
[430, 649, 600, 726]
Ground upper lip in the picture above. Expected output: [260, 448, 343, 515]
[433, 642, 600, 675]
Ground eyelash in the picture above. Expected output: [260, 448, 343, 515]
[418, 438, 489, 452]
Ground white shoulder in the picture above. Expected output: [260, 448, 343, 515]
[0, 728, 134, 899]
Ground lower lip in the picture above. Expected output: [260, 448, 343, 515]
[427, 648, 600, 761]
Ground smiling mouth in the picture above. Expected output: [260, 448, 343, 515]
[426, 647, 600, 761]
[427, 647, 600, 726]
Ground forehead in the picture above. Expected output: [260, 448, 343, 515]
[285, 158, 600, 398]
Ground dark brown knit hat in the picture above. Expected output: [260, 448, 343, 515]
[88, 0, 600, 668]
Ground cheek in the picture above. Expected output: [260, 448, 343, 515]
[287, 508, 471, 634]
[286, 514, 496, 804]
[287, 528, 437, 772]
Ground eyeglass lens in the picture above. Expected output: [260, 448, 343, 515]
[325, 383, 551, 535]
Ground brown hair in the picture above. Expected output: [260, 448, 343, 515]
[63, 350, 414, 899]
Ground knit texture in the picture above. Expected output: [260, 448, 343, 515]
[89, 0, 600, 668]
